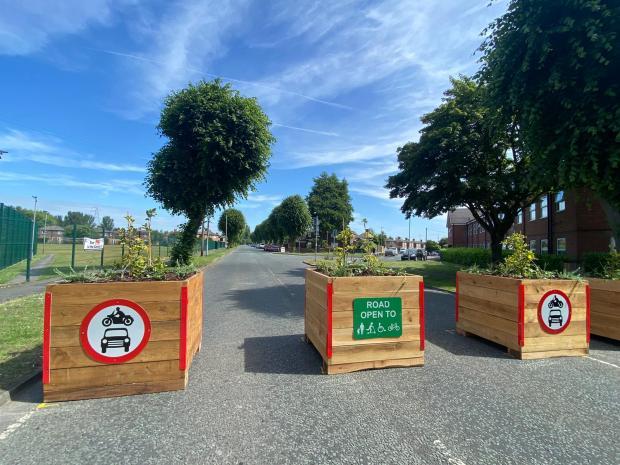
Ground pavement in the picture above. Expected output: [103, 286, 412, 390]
[0, 246, 618, 464]
[0, 254, 57, 303]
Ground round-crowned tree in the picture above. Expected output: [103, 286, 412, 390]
[145, 79, 275, 264]
[218, 209, 246, 246]
[277, 195, 312, 251]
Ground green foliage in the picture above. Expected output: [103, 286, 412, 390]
[425, 240, 440, 253]
[440, 248, 493, 267]
[100, 216, 114, 231]
[218, 209, 246, 245]
[536, 254, 565, 273]
[13, 207, 60, 226]
[64, 224, 96, 238]
[118, 212, 166, 279]
[496, 233, 538, 278]
[438, 237, 448, 248]
[386, 77, 545, 263]
[64, 211, 96, 228]
[479, 0, 620, 211]
[275, 195, 312, 246]
[145, 79, 275, 264]
[583, 251, 620, 280]
[306, 172, 354, 234]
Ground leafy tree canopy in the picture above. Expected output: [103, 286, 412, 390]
[386, 76, 545, 263]
[218, 208, 246, 246]
[306, 172, 354, 234]
[100, 216, 114, 231]
[425, 240, 440, 253]
[479, 0, 620, 222]
[145, 79, 275, 263]
[64, 211, 96, 228]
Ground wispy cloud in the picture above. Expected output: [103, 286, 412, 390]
[272, 123, 338, 137]
[0, 128, 145, 172]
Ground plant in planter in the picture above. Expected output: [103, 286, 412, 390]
[456, 233, 590, 360]
[584, 249, 620, 341]
[44, 211, 204, 402]
[305, 228, 425, 374]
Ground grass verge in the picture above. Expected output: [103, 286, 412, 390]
[0, 293, 43, 390]
[192, 247, 234, 267]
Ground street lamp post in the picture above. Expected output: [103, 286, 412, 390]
[31, 196, 38, 258]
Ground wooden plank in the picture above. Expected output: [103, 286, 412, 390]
[326, 357, 423, 374]
[458, 307, 516, 334]
[456, 317, 519, 351]
[332, 325, 420, 346]
[50, 340, 180, 369]
[524, 320, 587, 338]
[521, 279, 585, 293]
[516, 348, 588, 360]
[459, 294, 518, 322]
[46, 360, 182, 391]
[331, 341, 422, 364]
[522, 306, 587, 324]
[47, 280, 183, 305]
[44, 377, 187, 402]
[522, 335, 588, 351]
[332, 308, 418, 329]
[332, 275, 421, 293]
[50, 300, 181, 327]
[524, 292, 586, 308]
[589, 278, 620, 293]
[457, 273, 521, 292]
[50, 320, 180, 348]
[331, 291, 419, 313]
[458, 282, 518, 308]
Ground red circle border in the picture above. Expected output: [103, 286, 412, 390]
[79, 299, 151, 364]
[537, 289, 572, 335]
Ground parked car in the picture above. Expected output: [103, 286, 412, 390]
[384, 247, 398, 257]
[264, 244, 281, 252]
[258, 243, 265, 249]
[401, 249, 416, 260]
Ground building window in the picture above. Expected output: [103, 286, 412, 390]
[540, 196, 548, 219]
[530, 240, 537, 252]
[555, 191, 566, 212]
[540, 239, 548, 254]
[517, 210, 523, 224]
[529, 203, 537, 221]
[557, 237, 567, 255]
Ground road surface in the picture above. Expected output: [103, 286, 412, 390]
[0, 247, 618, 464]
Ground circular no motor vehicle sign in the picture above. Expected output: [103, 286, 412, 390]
[537, 290, 572, 334]
[80, 299, 151, 364]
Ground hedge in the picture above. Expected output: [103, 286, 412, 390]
[439, 248, 492, 267]
[583, 252, 617, 276]
[536, 254, 565, 273]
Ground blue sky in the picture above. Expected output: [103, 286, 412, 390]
[0, 0, 507, 240]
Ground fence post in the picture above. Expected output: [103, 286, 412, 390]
[100, 226, 105, 269]
[26, 219, 33, 282]
[71, 224, 77, 269]
[158, 243, 161, 257]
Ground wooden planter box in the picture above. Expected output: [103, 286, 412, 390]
[304, 269, 424, 374]
[589, 278, 620, 341]
[42, 271, 203, 402]
[456, 272, 589, 359]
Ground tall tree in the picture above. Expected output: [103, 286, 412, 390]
[386, 77, 545, 263]
[100, 216, 114, 231]
[218, 209, 246, 246]
[479, 0, 620, 242]
[64, 211, 96, 228]
[145, 79, 275, 264]
[306, 172, 354, 234]
[276, 195, 312, 251]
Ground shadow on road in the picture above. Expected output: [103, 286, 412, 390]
[223, 284, 305, 319]
[242, 334, 322, 375]
[424, 290, 512, 359]
[590, 336, 620, 351]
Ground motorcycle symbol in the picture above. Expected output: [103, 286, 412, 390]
[548, 295, 564, 309]
[102, 307, 134, 327]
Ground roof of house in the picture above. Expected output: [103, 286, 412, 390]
[43, 225, 65, 231]
[446, 208, 474, 227]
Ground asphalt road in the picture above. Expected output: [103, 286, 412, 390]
[1, 247, 618, 464]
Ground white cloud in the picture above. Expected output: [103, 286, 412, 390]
[272, 123, 339, 137]
[0, 128, 145, 172]
[0, 1, 121, 55]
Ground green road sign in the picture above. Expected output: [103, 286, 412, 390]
[353, 297, 402, 340]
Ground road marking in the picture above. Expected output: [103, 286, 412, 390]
[586, 356, 620, 369]
[0, 410, 35, 441]
[433, 439, 467, 465]
[266, 267, 296, 298]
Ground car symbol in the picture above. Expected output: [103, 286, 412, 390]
[101, 328, 131, 353]
[548, 308, 563, 327]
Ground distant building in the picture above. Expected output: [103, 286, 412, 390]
[39, 225, 64, 244]
[446, 209, 474, 247]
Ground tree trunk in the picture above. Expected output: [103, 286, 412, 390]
[600, 198, 620, 251]
[490, 236, 503, 265]
[171, 214, 203, 265]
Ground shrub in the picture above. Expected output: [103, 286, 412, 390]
[536, 254, 565, 273]
[583, 252, 620, 279]
[440, 248, 492, 267]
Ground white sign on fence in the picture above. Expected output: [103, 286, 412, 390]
[84, 237, 104, 251]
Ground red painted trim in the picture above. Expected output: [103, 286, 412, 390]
[586, 284, 591, 344]
[537, 289, 572, 335]
[79, 299, 151, 364]
[419, 281, 425, 351]
[455, 273, 459, 322]
[326, 281, 333, 359]
[179, 286, 188, 370]
[43, 292, 52, 384]
[518, 284, 525, 347]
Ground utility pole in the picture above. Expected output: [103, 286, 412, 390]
[206, 215, 210, 256]
[200, 219, 205, 256]
[30, 196, 38, 258]
[408, 215, 411, 249]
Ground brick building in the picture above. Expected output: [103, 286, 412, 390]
[446, 190, 613, 260]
